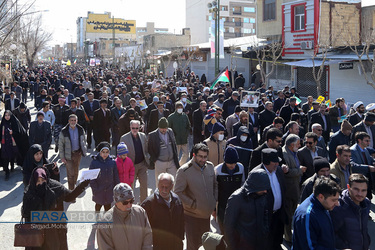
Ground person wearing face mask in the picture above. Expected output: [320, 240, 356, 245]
[204, 122, 226, 166]
[22, 167, 90, 249]
[282, 134, 307, 245]
[224, 169, 271, 250]
[178, 92, 193, 124]
[226, 126, 253, 177]
[97, 183, 153, 250]
[214, 146, 245, 232]
[167, 102, 191, 166]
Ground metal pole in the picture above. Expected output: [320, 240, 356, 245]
[112, 16, 116, 68]
[217, 0, 220, 75]
[215, 11, 218, 76]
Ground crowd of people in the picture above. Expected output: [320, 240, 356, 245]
[2, 64, 375, 249]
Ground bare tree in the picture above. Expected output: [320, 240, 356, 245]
[253, 36, 284, 87]
[349, 41, 375, 90]
[311, 42, 331, 96]
[19, 14, 52, 68]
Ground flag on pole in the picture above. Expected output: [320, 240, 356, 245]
[73, 59, 77, 64]
[293, 95, 302, 105]
[210, 67, 230, 90]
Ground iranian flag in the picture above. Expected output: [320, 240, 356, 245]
[210, 67, 230, 90]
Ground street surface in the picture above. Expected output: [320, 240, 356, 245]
[0, 98, 374, 249]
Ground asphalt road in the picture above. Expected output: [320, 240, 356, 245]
[0, 98, 374, 250]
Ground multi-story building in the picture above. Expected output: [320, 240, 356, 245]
[63, 43, 77, 60]
[136, 22, 169, 43]
[76, 12, 137, 57]
[186, 0, 257, 44]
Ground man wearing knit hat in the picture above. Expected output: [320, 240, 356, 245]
[203, 122, 226, 166]
[300, 156, 340, 202]
[214, 146, 245, 231]
[148, 117, 180, 184]
[97, 183, 152, 250]
[329, 119, 352, 163]
[348, 101, 365, 126]
[224, 168, 271, 250]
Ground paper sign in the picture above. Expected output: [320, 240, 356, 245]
[240, 91, 259, 108]
[138, 99, 148, 110]
[325, 100, 332, 108]
[316, 96, 325, 103]
[338, 115, 347, 123]
[78, 169, 100, 182]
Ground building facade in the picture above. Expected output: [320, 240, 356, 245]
[186, 0, 257, 44]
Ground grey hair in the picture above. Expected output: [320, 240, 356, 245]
[312, 123, 322, 130]
[158, 173, 175, 184]
[285, 134, 300, 147]
[130, 120, 140, 126]
[265, 101, 272, 107]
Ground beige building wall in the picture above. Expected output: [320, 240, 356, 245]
[362, 6, 375, 42]
[256, 0, 282, 39]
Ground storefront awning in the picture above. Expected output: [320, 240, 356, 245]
[283, 59, 343, 67]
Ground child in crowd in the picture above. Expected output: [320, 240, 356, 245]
[115, 142, 135, 186]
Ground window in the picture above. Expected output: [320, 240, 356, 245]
[263, 0, 276, 21]
[244, 28, 252, 34]
[244, 18, 250, 23]
[208, 15, 212, 21]
[244, 7, 255, 13]
[221, 6, 228, 11]
[294, 5, 305, 31]
[222, 17, 226, 22]
[250, 18, 256, 23]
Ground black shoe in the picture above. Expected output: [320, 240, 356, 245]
[55, 147, 58, 153]
[5, 174, 9, 181]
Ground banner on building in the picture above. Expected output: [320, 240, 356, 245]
[86, 13, 136, 34]
[209, 19, 225, 59]
[210, 21, 215, 59]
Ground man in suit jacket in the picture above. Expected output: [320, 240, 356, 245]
[248, 107, 259, 147]
[147, 101, 170, 134]
[63, 89, 75, 106]
[348, 101, 365, 126]
[82, 92, 100, 148]
[29, 112, 52, 158]
[297, 132, 326, 182]
[5, 92, 20, 111]
[309, 103, 331, 143]
[63, 99, 86, 130]
[329, 120, 353, 163]
[351, 113, 375, 148]
[301, 96, 313, 114]
[251, 148, 288, 250]
[92, 99, 111, 147]
[282, 134, 307, 244]
[192, 101, 207, 144]
[350, 132, 375, 199]
[148, 118, 180, 184]
[250, 128, 284, 171]
[110, 98, 126, 149]
[259, 101, 276, 138]
[279, 97, 299, 125]
[120, 120, 150, 202]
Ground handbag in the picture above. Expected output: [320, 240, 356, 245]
[14, 218, 45, 247]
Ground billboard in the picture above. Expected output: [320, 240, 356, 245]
[86, 13, 136, 34]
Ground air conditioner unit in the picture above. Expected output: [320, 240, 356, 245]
[300, 41, 313, 50]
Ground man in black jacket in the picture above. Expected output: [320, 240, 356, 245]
[222, 91, 240, 119]
[192, 101, 207, 144]
[259, 101, 276, 138]
[110, 98, 126, 149]
[82, 92, 100, 148]
[147, 101, 170, 134]
[63, 99, 86, 130]
[29, 112, 52, 158]
[141, 173, 184, 250]
[92, 99, 111, 147]
[309, 103, 331, 143]
[53, 95, 70, 153]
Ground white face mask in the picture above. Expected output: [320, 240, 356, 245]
[177, 108, 183, 114]
[218, 134, 224, 141]
[240, 135, 248, 142]
[181, 98, 187, 102]
[133, 91, 137, 94]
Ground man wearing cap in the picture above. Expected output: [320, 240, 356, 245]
[292, 177, 341, 250]
[222, 91, 240, 119]
[148, 117, 180, 184]
[300, 157, 340, 202]
[214, 146, 245, 231]
[204, 122, 226, 166]
[141, 173, 185, 250]
[351, 112, 375, 148]
[93, 99, 111, 147]
[148, 101, 170, 134]
[224, 169, 271, 250]
[53, 95, 70, 153]
[168, 101, 191, 165]
[82, 92, 100, 149]
[59, 114, 87, 190]
[174, 143, 217, 250]
[97, 183, 153, 250]
[329, 120, 352, 163]
[29, 112, 52, 157]
[5, 92, 20, 111]
[280, 97, 299, 125]
[309, 103, 331, 143]
[120, 120, 150, 202]
[348, 101, 365, 126]
[110, 99, 126, 149]
[250, 148, 287, 250]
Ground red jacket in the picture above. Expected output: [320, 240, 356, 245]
[115, 156, 135, 186]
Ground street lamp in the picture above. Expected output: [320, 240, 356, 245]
[208, 0, 220, 75]
[10, 44, 17, 71]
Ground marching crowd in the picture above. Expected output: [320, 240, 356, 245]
[2, 64, 375, 250]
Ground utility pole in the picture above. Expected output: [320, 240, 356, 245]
[112, 15, 116, 68]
